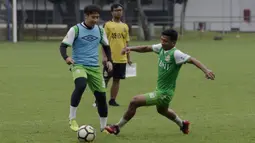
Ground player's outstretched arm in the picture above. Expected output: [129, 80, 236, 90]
[187, 57, 215, 80]
[121, 45, 153, 54]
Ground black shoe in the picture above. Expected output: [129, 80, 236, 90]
[109, 99, 120, 106]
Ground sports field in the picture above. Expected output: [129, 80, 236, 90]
[0, 33, 255, 143]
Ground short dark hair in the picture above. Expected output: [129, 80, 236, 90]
[111, 3, 124, 11]
[84, 4, 101, 15]
[161, 29, 178, 42]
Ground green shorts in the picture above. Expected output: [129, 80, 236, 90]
[70, 64, 105, 93]
[143, 90, 174, 107]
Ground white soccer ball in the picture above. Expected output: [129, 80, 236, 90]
[77, 125, 96, 142]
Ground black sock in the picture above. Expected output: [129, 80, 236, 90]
[94, 91, 108, 117]
[71, 78, 87, 107]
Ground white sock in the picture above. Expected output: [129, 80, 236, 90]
[117, 117, 128, 128]
[100, 117, 107, 130]
[69, 106, 77, 120]
[174, 116, 183, 127]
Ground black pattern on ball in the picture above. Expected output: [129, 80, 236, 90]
[77, 125, 96, 142]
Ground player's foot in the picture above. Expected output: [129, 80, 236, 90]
[103, 126, 114, 134]
[101, 129, 109, 134]
[69, 119, 79, 132]
[180, 120, 190, 134]
[104, 125, 120, 135]
[109, 99, 120, 106]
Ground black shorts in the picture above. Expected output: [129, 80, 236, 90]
[103, 63, 126, 79]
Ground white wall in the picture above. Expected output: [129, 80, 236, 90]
[174, 0, 255, 31]
[239, 0, 255, 31]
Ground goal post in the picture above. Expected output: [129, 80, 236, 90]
[12, 0, 17, 43]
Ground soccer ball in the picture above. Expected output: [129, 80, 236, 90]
[77, 125, 96, 142]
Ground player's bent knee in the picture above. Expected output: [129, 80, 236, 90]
[130, 95, 146, 107]
[94, 91, 107, 103]
[130, 96, 138, 105]
[74, 77, 87, 91]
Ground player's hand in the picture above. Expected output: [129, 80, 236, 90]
[205, 69, 215, 80]
[121, 47, 130, 55]
[65, 57, 74, 65]
[106, 61, 113, 72]
[128, 59, 132, 65]
[102, 56, 108, 66]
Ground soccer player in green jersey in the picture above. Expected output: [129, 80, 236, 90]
[104, 29, 215, 135]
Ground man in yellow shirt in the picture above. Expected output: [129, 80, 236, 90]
[102, 3, 131, 106]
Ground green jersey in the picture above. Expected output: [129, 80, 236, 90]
[152, 44, 191, 95]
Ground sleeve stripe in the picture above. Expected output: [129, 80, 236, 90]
[98, 25, 103, 43]
[73, 25, 79, 38]
[99, 26, 109, 46]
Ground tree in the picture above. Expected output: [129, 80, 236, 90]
[50, 0, 65, 24]
[17, 0, 28, 40]
[179, 0, 188, 35]
[168, 0, 188, 35]
[49, 0, 80, 29]
[167, 0, 175, 28]
[113, 0, 120, 3]
[65, 0, 80, 29]
[136, 0, 151, 41]
[124, 0, 136, 35]
[94, 0, 107, 8]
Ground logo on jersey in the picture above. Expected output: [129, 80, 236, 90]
[159, 60, 170, 70]
[111, 33, 124, 39]
[82, 35, 98, 42]
[165, 55, 170, 62]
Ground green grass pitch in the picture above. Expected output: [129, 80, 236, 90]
[0, 34, 255, 143]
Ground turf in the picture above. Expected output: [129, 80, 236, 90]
[0, 33, 255, 143]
